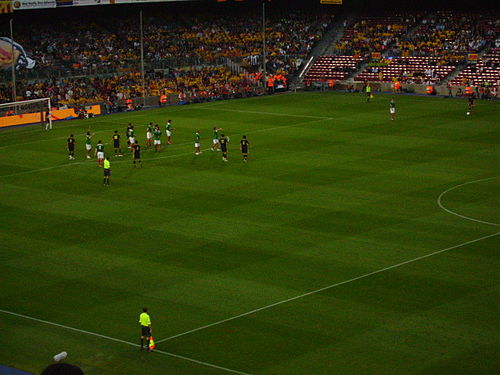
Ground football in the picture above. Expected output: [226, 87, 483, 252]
[466, 112, 470, 116]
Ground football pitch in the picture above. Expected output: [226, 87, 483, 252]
[0, 91, 498, 375]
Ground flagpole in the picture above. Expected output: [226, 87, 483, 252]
[140, 10, 146, 107]
[262, 0, 266, 79]
[9, 18, 16, 102]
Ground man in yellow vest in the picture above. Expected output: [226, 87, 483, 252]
[103, 157, 111, 186]
[139, 307, 152, 351]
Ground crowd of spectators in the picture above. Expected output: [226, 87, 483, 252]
[2, 9, 498, 106]
[5, 11, 331, 78]
[326, 11, 499, 87]
[0, 10, 332, 105]
[389, 12, 498, 63]
[240, 13, 332, 75]
[0, 66, 259, 107]
[335, 13, 421, 57]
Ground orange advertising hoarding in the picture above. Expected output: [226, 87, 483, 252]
[0, 105, 101, 128]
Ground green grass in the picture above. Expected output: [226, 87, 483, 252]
[0, 92, 498, 375]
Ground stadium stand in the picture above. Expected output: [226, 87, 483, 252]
[449, 51, 500, 89]
[356, 56, 456, 84]
[304, 11, 499, 91]
[390, 12, 498, 62]
[305, 13, 421, 84]
[6, 12, 331, 78]
[0, 11, 332, 105]
[1, 8, 498, 106]
[3, 67, 259, 108]
[334, 13, 420, 56]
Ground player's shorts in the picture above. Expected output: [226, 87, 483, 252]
[129, 137, 135, 144]
[166, 130, 172, 137]
[141, 326, 151, 337]
[146, 132, 152, 139]
[97, 151, 104, 159]
[212, 139, 219, 145]
[85, 144, 91, 151]
[154, 140, 161, 145]
[114, 141, 120, 148]
[390, 108, 395, 114]
[366, 92, 371, 96]
[195, 143, 200, 148]
[68, 145, 74, 151]
[134, 153, 140, 159]
[221, 146, 227, 153]
[241, 147, 248, 154]
[104, 169, 111, 177]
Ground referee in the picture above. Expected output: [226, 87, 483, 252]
[139, 307, 152, 351]
[103, 157, 111, 186]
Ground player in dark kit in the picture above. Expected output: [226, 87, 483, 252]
[240, 135, 250, 162]
[112, 130, 122, 157]
[133, 142, 142, 168]
[468, 94, 475, 111]
[67, 134, 75, 160]
[219, 134, 228, 162]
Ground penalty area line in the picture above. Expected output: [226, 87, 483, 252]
[0, 309, 251, 375]
[156, 231, 500, 343]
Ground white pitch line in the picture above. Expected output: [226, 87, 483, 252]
[437, 176, 500, 227]
[157, 231, 500, 343]
[0, 309, 251, 375]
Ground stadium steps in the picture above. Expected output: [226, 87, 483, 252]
[441, 60, 468, 84]
[336, 14, 428, 83]
[342, 60, 369, 82]
[296, 13, 353, 84]
[324, 12, 356, 56]
[440, 45, 494, 85]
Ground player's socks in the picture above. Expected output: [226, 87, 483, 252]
[103, 178, 106, 185]
[141, 339, 144, 350]
[146, 339, 151, 351]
